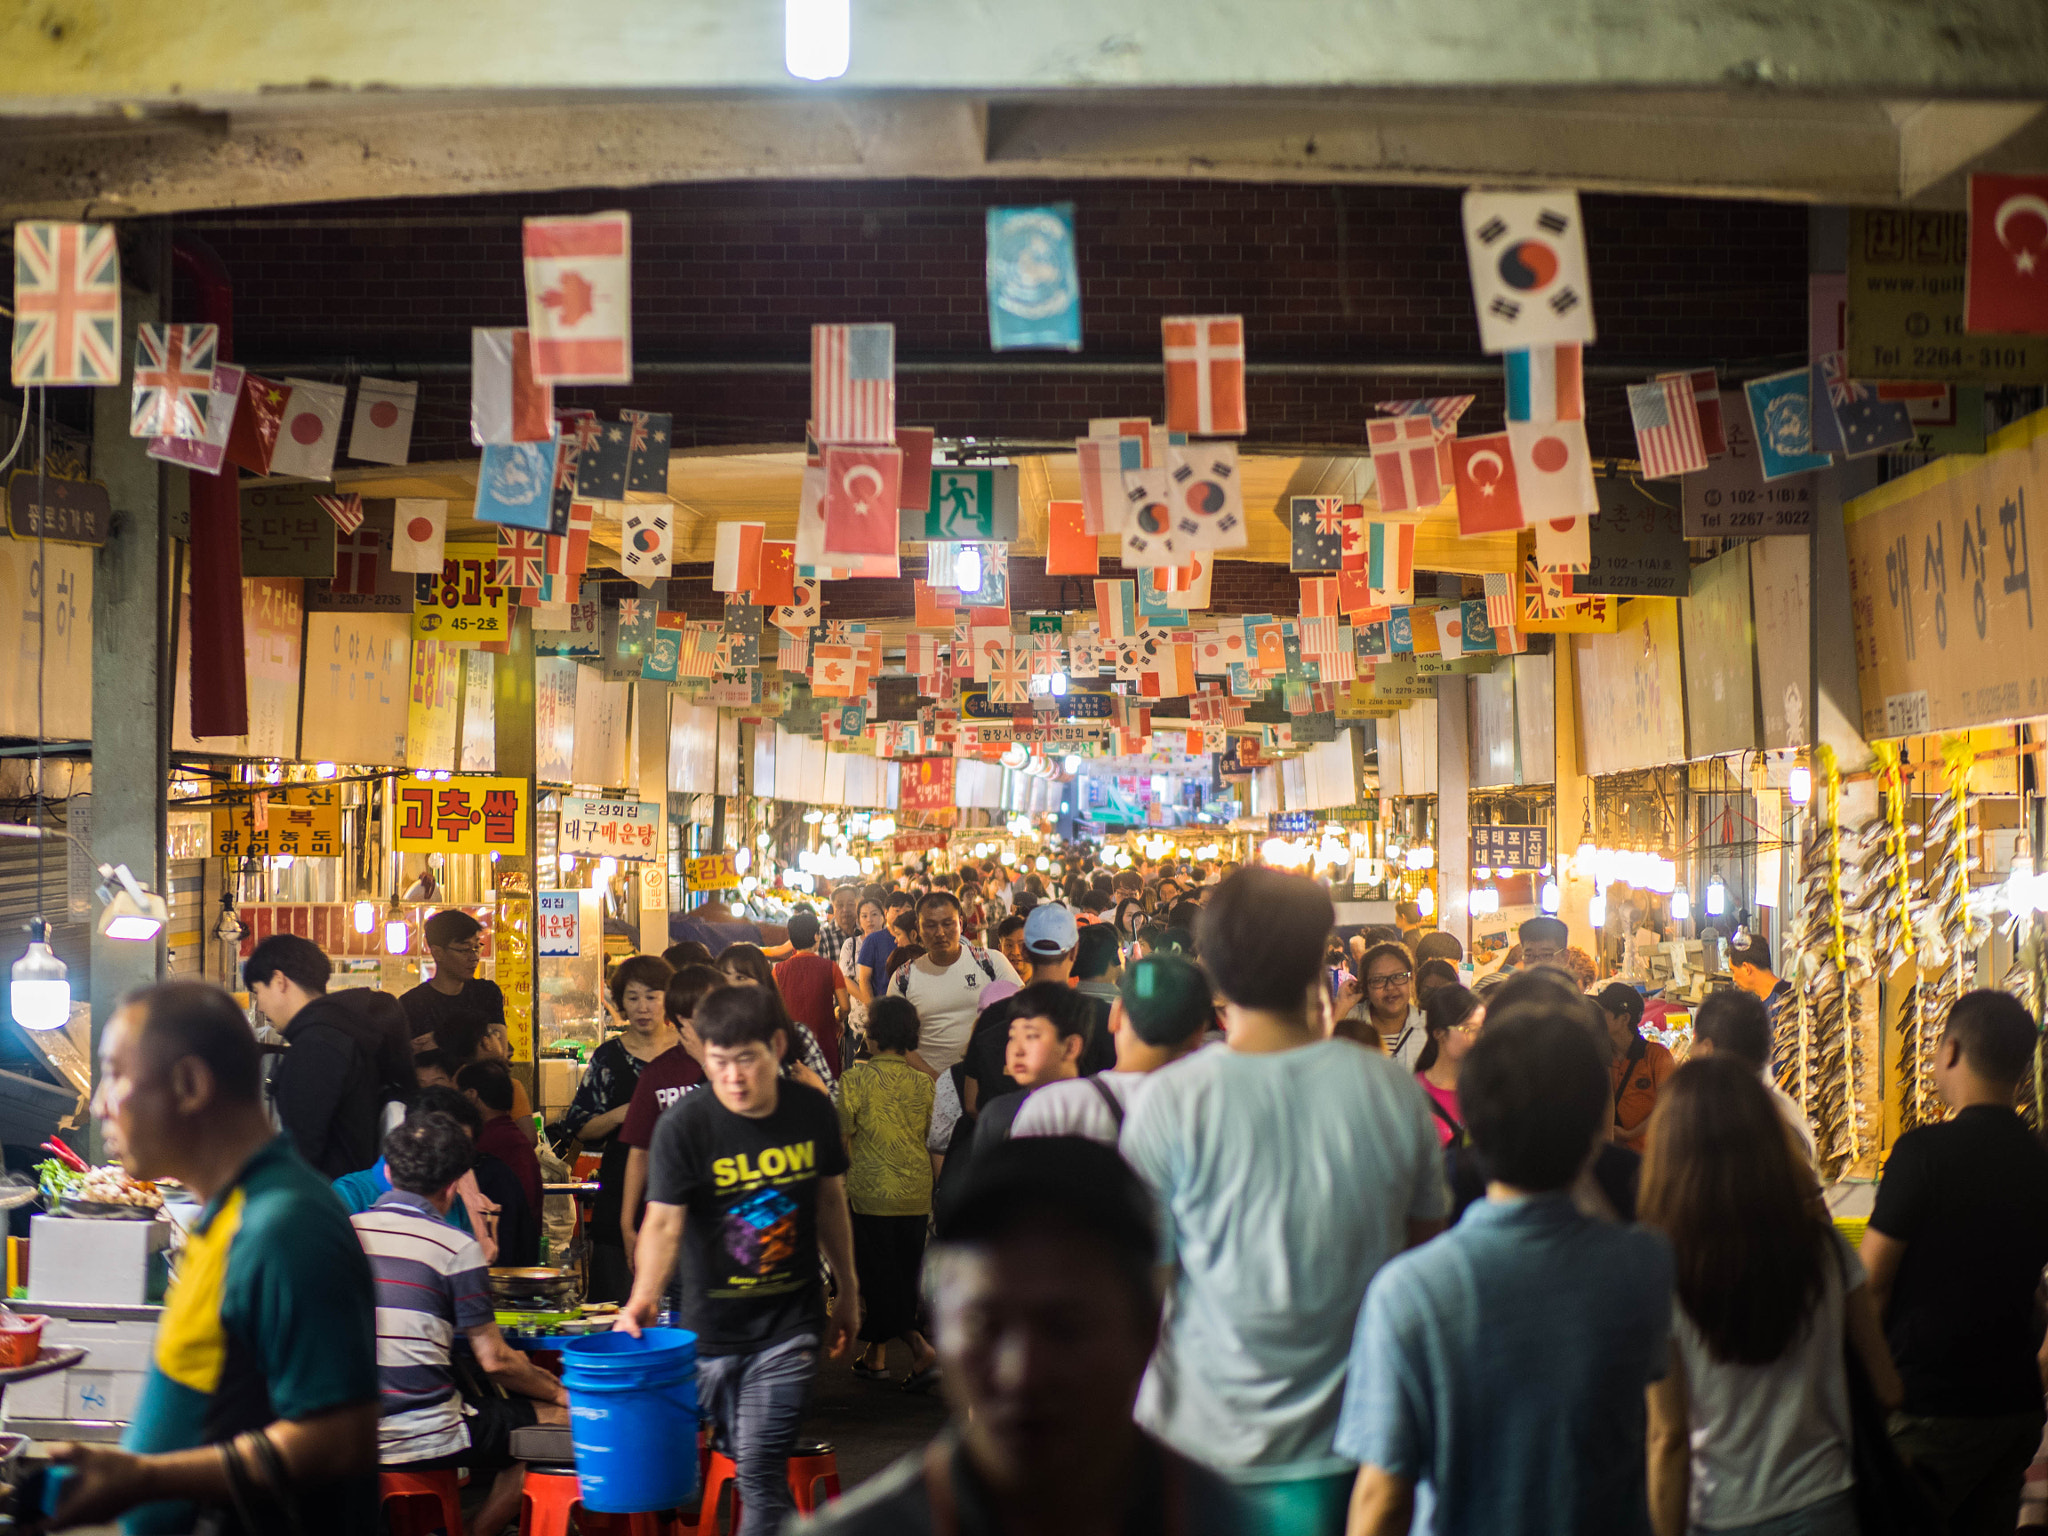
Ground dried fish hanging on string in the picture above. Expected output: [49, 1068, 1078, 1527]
[1858, 743, 1933, 1133]
[1795, 743, 1875, 1181]
[1921, 735, 1984, 1005]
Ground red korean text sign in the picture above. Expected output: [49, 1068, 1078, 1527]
[390, 775, 530, 855]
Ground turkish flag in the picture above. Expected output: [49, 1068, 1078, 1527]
[821, 444, 903, 559]
[1966, 173, 2048, 335]
[1452, 432, 1526, 534]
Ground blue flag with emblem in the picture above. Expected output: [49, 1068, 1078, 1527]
[986, 204, 1082, 352]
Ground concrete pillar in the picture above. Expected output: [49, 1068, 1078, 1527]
[634, 683, 670, 954]
[1553, 641, 1595, 955]
[87, 232, 171, 1154]
[491, 613, 539, 1085]
[1436, 674, 1471, 950]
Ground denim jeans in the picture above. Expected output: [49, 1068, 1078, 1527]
[1693, 1489, 1857, 1536]
[696, 1333, 819, 1536]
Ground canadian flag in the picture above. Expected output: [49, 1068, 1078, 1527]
[269, 378, 347, 480]
[391, 499, 448, 573]
[522, 212, 633, 385]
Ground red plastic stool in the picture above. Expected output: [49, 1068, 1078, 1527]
[380, 1466, 464, 1536]
[697, 1441, 840, 1533]
[519, 1465, 682, 1536]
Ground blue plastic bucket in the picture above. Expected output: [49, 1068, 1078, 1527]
[561, 1327, 701, 1513]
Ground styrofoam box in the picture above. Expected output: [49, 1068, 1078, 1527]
[2, 1305, 160, 1427]
[26, 1216, 170, 1306]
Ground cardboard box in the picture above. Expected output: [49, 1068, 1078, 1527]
[1, 1303, 160, 1429]
[26, 1217, 170, 1306]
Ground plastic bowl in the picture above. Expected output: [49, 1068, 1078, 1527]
[0, 1316, 46, 1369]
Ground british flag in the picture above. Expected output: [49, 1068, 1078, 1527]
[130, 324, 218, 440]
[497, 528, 546, 591]
[811, 324, 895, 445]
[314, 493, 365, 535]
[12, 223, 121, 386]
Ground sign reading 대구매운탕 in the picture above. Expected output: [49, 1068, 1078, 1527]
[1843, 406, 2045, 738]
[558, 796, 662, 860]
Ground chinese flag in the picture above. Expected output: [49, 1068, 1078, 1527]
[224, 373, 289, 475]
[913, 580, 958, 629]
[1044, 499, 1097, 576]
[750, 540, 797, 608]
[1452, 432, 1527, 535]
[1965, 173, 2048, 335]
[1336, 570, 1390, 620]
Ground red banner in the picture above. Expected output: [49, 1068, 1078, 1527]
[898, 757, 957, 814]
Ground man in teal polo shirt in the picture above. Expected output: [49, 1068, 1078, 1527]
[39, 980, 378, 1535]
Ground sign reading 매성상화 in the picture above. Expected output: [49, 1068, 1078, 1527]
[390, 775, 530, 855]
[1843, 406, 2043, 738]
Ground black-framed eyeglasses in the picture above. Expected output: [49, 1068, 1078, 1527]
[1368, 971, 1412, 990]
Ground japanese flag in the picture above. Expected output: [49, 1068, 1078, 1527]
[347, 377, 418, 466]
[392, 499, 448, 573]
[1505, 419, 1597, 523]
[1535, 515, 1591, 573]
[621, 503, 673, 587]
[268, 378, 347, 481]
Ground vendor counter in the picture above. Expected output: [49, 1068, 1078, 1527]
[1, 1302, 157, 1442]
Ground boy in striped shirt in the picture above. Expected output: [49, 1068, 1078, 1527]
[352, 1111, 569, 1535]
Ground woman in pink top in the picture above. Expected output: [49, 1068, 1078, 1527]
[1415, 983, 1485, 1146]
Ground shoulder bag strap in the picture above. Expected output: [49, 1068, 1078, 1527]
[1087, 1075, 1126, 1129]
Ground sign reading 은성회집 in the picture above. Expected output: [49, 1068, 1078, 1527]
[390, 775, 530, 855]
[211, 788, 342, 859]
[559, 796, 663, 860]
[411, 544, 508, 644]
[685, 852, 741, 891]
[1470, 824, 1550, 871]
[536, 891, 580, 957]
[1843, 406, 2045, 738]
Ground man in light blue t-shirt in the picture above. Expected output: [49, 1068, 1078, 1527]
[1120, 869, 1448, 1536]
[1336, 991, 1674, 1536]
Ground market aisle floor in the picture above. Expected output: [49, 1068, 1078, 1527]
[803, 1350, 950, 1491]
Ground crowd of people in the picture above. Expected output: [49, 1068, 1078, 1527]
[19, 855, 2048, 1536]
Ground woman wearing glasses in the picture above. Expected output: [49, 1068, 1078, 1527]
[1339, 942, 1427, 1068]
[1414, 985, 1485, 1147]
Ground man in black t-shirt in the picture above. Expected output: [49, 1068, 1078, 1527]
[400, 910, 507, 1050]
[1864, 989, 2048, 1536]
[617, 985, 856, 1536]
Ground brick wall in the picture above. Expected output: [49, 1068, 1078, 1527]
[173, 179, 1808, 462]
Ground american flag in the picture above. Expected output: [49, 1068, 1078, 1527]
[1297, 615, 1340, 656]
[1375, 395, 1474, 437]
[811, 324, 896, 445]
[314, 493, 365, 534]
[497, 528, 546, 591]
[1484, 571, 1517, 631]
[1626, 377, 1709, 478]
[11, 223, 120, 386]
[130, 325, 218, 440]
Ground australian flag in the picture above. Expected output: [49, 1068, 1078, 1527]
[1288, 496, 1345, 573]
[1821, 353, 1915, 458]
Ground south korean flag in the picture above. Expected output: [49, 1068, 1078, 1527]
[1119, 468, 1182, 567]
[620, 503, 673, 587]
[1165, 442, 1247, 553]
[1463, 190, 1597, 354]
